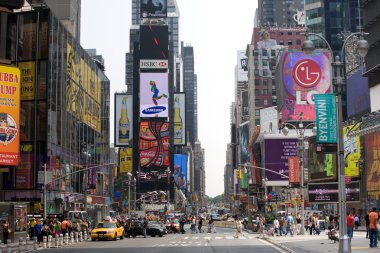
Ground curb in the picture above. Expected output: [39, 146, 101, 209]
[261, 236, 298, 253]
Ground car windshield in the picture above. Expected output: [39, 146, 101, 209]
[96, 223, 116, 228]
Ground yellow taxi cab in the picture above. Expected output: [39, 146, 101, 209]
[91, 221, 124, 241]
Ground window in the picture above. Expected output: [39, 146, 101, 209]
[263, 79, 268, 86]
[296, 32, 301, 35]
[255, 109, 260, 116]
[288, 40, 293, 45]
[287, 31, 292, 35]
[272, 99, 277, 105]
[255, 89, 260, 95]
[255, 99, 260, 106]
[279, 40, 284, 45]
[272, 89, 277, 96]
[263, 99, 269, 106]
[254, 59, 259, 66]
[255, 119, 261, 126]
[296, 39, 301, 45]
[254, 69, 259, 76]
[253, 49, 259, 56]
[271, 49, 276, 57]
[262, 59, 269, 67]
[261, 49, 268, 57]
[255, 79, 260, 86]
[280, 32, 284, 36]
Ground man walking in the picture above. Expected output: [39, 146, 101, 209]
[369, 207, 378, 248]
[285, 213, 294, 237]
[347, 212, 355, 239]
[365, 211, 370, 238]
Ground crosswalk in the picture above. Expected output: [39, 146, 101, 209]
[151, 233, 258, 247]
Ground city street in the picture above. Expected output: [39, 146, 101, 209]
[36, 227, 285, 253]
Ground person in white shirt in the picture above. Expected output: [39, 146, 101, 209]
[273, 218, 280, 235]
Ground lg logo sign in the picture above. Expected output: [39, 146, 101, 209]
[292, 59, 323, 105]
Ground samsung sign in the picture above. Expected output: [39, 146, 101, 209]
[140, 60, 168, 69]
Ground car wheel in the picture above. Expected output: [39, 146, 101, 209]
[151, 233, 156, 237]
[159, 233, 163, 237]
[113, 233, 117, 241]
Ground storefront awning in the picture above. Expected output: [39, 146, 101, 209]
[348, 110, 380, 137]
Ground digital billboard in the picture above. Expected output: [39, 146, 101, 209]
[263, 138, 297, 183]
[279, 50, 332, 121]
[239, 121, 250, 164]
[344, 123, 361, 177]
[241, 91, 249, 121]
[114, 94, 133, 147]
[237, 50, 248, 82]
[139, 121, 169, 167]
[308, 181, 360, 203]
[174, 154, 188, 192]
[365, 131, 380, 206]
[140, 0, 167, 18]
[173, 93, 186, 145]
[140, 25, 169, 60]
[140, 73, 169, 118]
[0, 65, 20, 166]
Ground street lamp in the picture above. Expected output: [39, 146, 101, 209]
[262, 177, 268, 216]
[302, 30, 369, 253]
[282, 112, 316, 235]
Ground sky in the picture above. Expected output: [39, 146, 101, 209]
[81, 0, 258, 198]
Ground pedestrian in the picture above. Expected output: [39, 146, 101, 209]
[365, 211, 370, 238]
[34, 220, 43, 245]
[369, 207, 378, 248]
[54, 220, 61, 237]
[143, 218, 148, 238]
[198, 217, 203, 233]
[234, 219, 243, 238]
[2, 220, 10, 244]
[273, 217, 279, 235]
[285, 213, 294, 237]
[60, 218, 70, 236]
[259, 216, 264, 236]
[354, 214, 360, 229]
[296, 215, 302, 235]
[347, 212, 355, 239]
[179, 216, 186, 234]
[278, 215, 285, 236]
[29, 218, 36, 240]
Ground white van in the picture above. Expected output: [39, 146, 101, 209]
[67, 211, 89, 222]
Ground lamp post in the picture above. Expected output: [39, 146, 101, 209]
[133, 177, 137, 211]
[302, 30, 369, 253]
[127, 172, 132, 218]
[262, 178, 268, 216]
[281, 112, 316, 235]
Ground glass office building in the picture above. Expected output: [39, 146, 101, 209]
[3, 9, 111, 214]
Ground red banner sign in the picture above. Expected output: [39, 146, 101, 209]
[288, 157, 300, 184]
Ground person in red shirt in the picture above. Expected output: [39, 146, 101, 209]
[369, 207, 378, 248]
[346, 212, 355, 239]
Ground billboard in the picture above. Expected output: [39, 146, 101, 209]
[16, 144, 34, 189]
[114, 94, 133, 147]
[140, 0, 167, 18]
[260, 106, 278, 134]
[365, 131, 380, 204]
[288, 157, 300, 184]
[263, 138, 297, 183]
[315, 94, 337, 144]
[344, 124, 361, 177]
[279, 50, 332, 121]
[66, 43, 101, 132]
[308, 181, 360, 203]
[140, 25, 169, 60]
[0, 65, 20, 166]
[173, 93, 186, 145]
[139, 121, 169, 167]
[18, 61, 35, 100]
[346, 68, 370, 118]
[241, 91, 249, 120]
[119, 148, 132, 173]
[237, 50, 248, 82]
[140, 73, 169, 118]
[239, 122, 250, 164]
[174, 154, 188, 192]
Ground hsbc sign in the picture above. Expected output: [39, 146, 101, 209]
[140, 60, 168, 69]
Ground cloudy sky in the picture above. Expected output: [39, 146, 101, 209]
[81, 0, 258, 197]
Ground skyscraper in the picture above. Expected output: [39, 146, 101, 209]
[257, 0, 305, 27]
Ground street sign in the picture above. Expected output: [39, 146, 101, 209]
[37, 171, 52, 185]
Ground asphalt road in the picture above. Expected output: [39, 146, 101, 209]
[37, 227, 285, 253]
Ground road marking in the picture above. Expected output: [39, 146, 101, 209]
[184, 237, 188, 239]
[214, 237, 222, 240]
[193, 237, 198, 239]
[226, 236, 234, 239]
[352, 246, 369, 250]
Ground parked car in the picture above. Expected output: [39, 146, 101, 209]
[91, 221, 124, 241]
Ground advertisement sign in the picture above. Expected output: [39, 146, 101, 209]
[365, 132, 380, 203]
[237, 50, 248, 82]
[16, 145, 34, 189]
[308, 181, 360, 203]
[239, 121, 250, 164]
[344, 124, 361, 177]
[315, 94, 337, 143]
[288, 157, 300, 184]
[140, 73, 169, 118]
[173, 93, 186, 145]
[139, 121, 169, 167]
[260, 106, 278, 134]
[241, 91, 249, 120]
[140, 25, 169, 60]
[140, 0, 167, 18]
[308, 136, 337, 181]
[18, 61, 35, 100]
[140, 59, 168, 69]
[119, 148, 132, 173]
[264, 138, 297, 182]
[280, 50, 332, 121]
[67, 43, 101, 132]
[346, 69, 370, 118]
[174, 154, 187, 192]
[0, 65, 20, 166]
[114, 94, 133, 147]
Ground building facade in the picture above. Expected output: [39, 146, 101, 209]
[257, 0, 305, 27]
[2, 8, 111, 216]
